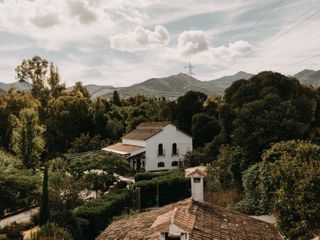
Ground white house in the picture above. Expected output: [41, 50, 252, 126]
[102, 122, 193, 172]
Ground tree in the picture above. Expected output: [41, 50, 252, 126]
[174, 91, 207, 134]
[10, 108, 45, 170]
[222, 71, 318, 166]
[0, 151, 41, 216]
[0, 90, 38, 149]
[192, 113, 220, 148]
[68, 152, 130, 180]
[271, 141, 320, 239]
[39, 165, 50, 225]
[73, 82, 90, 98]
[68, 133, 105, 153]
[48, 63, 66, 98]
[112, 90, 121, 106]
[45, 91, 93, 153]
[15, 56, 65, 120]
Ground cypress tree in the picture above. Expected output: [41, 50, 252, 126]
[39, 165, 50, 225]
[112, 90, 121, 106]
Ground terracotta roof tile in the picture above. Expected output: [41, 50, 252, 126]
[136, 122, 170, 129]
[122, 128, 163, 140]
[103, 143, 144, 154]
[96, 199, 283, 240]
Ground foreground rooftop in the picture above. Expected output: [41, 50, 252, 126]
[96, 198, 282, 240]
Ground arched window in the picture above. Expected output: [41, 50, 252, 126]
[171, 161, 178, 167]
[172, 143, 177, 155]
[158, 143, 164, 156]
[158, 162, 165, 168]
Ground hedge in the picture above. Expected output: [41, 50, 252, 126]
[73, 190, 132, 240]
[134, 171, 166, 182]
[134, 170, 190, 208]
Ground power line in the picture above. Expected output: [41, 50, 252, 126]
[262, 3, 320, 47]
[273, 32, 320, 58]
[238, 0, 283, 40]
[279, 54, 320, 70]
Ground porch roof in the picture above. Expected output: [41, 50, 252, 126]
[102, 143, 145, 157]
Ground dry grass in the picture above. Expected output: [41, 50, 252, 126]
[205, 189, 241, 207]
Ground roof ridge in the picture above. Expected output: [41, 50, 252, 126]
[170, 207, 178, 224]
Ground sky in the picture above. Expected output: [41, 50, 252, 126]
[0, 0, 320, 87]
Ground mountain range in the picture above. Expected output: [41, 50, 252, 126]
[0, 70, 319, 99]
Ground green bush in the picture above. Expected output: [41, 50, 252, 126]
[73, 190, 132, 240]
[134, 172, 166, 182]
[0, 225, 23, 240]
[233, 161, 278, 215]
[29, 222, 73, 240]
[135, 170, 190, 208]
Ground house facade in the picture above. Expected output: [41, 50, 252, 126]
[102, 122, 193, 172]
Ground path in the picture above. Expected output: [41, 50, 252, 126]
[0, 207, 39, 228]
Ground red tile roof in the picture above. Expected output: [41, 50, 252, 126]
[122, 122, 170, 140]
[103, 143, 144, 154]
[96, 199, 282, 240]
[187, 168, 207, 177]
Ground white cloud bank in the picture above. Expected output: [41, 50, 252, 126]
[109, 25, 170, 52]
[178, 30, 209, 56]
[177, 30, 252, 60]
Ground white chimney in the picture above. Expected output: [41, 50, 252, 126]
[185, 167, 207, 203]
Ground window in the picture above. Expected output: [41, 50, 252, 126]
[172, 143, 178, 155]
[171, 161, 178, 167]
[165, 233, 180, 240]
[158, 143, 164, 156]
[193, 177, 201, 183]
[158, 162, 165, 168]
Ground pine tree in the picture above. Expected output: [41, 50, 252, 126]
[112, 90, 121, 106]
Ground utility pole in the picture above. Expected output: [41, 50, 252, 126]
[184, 61, 195, 78]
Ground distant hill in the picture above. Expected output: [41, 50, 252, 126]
[206, 71, 254, 89]
[0, 81, 32, 92]
[294, 69, 320, 87]
[103, 71, 253, 99]
[67, 84, 115, 99]
[1, 69, 319, 99]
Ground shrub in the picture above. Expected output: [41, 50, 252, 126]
[134, 172, 166, 182]
[134, 170, 190, 208]
[0, 225, 23, 240]
[73, 190, 132, 240]
[29, 222, 73, 240]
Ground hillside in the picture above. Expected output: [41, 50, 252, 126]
[0, 81, 32, 92]
[67, 84, 115, 99]
[110, 73, 216, 98]
[294, 69, 320, 87]
[206, 71, 253, 89]
[1, 70, 319, 99]
[103, 71, 253, 99]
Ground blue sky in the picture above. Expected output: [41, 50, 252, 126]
[0, 0, 320, 87]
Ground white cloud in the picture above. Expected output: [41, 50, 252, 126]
[67, 0, 97, 25]
[178, 30, 209, 56]
[110, 25, 170, 52]
[31, 13, 60, 28]
[176, 30, 252, 62]
[211, 40, 252, 60]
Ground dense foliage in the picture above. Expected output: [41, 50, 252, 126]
[30, 222, 73, 240]
[73, 190, 132, 240]
[134, 170, 190, 208]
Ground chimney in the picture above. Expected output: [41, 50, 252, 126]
[186, 167, 207, 203]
